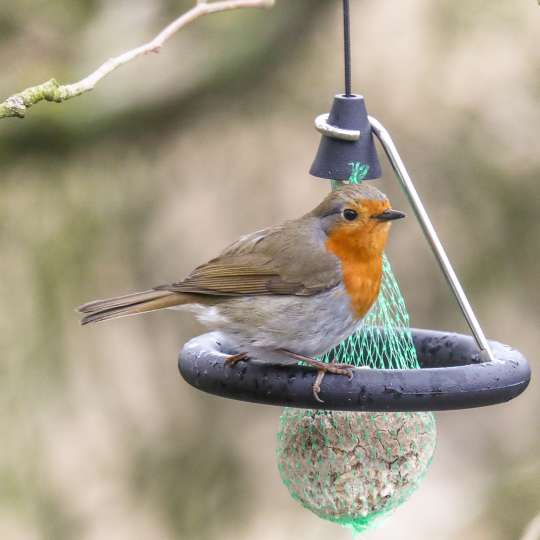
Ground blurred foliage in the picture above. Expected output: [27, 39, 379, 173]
[0, 155, 159, 387]
[430, 0, 524, 44]
[0, 461, 79, 540]
[435, 127, 539, 301]
[482, 458, 540, 540]
[130, 435, 248, 539]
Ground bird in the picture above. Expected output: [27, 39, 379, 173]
[78, 183, 405, 402]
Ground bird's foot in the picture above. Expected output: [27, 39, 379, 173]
[277, 349, 354, 403]
[224, 352, 249, 366]
[312, 363, 354, 403]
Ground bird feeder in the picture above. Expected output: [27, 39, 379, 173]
[178, 0, 530, 425]
[178, 0, 530, 534]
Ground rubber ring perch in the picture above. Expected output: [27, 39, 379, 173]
[178, 329, 531, 411]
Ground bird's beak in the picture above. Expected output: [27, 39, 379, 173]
[372, 209, 406, 222]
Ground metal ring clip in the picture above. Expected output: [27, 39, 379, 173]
[314, 113, 361, 141]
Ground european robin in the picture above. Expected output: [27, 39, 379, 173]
[78, 184, 405, 402]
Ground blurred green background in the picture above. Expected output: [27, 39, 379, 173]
[0, 1, 539, 539]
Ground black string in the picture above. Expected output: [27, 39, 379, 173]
[342, 0, 352, 96]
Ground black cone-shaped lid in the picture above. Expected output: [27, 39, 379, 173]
[310, 94, 382, 181]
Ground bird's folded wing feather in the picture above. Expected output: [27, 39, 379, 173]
[154, 219, 341, 297]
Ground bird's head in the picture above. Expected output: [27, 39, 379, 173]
[310, 183, 405, 259]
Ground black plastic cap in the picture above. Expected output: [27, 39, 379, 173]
[310, 94, 382, 181]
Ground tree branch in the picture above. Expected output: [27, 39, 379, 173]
[0, 0, 274, 120]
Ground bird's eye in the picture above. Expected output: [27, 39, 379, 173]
[343, 209, 358, 221]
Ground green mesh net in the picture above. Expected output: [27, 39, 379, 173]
[325, 162, 419, 370]
[276, 163, 436, 535]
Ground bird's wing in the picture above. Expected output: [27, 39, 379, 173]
[154, 219, 342, 297]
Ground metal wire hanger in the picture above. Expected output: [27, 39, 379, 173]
[339, 0, 496, 362]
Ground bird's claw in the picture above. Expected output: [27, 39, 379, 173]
[338, 364, 354, 381]
[224, 352, 249, 366]
[328, 363, 354, 380]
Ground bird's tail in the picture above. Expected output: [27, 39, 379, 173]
[78, 289, 191, 325]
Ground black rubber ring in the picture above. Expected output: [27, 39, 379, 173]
[178, 329, 531, 411]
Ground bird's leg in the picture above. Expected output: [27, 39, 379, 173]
[279, 350, 354, 374]
[277, 349, 354, 403]
[313, 370, 326, 404]
[224, 352, 249, 366]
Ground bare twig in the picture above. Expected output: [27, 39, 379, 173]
[0, 0, 274, 120]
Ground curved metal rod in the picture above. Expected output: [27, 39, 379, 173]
[369, 116, 495, 362]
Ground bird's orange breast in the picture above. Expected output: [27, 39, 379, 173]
[325, 227, 385, 320]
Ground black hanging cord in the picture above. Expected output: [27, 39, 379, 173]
[342, 0, 352, 96]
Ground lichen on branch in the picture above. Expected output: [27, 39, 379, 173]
[0, 79, 72, 119]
